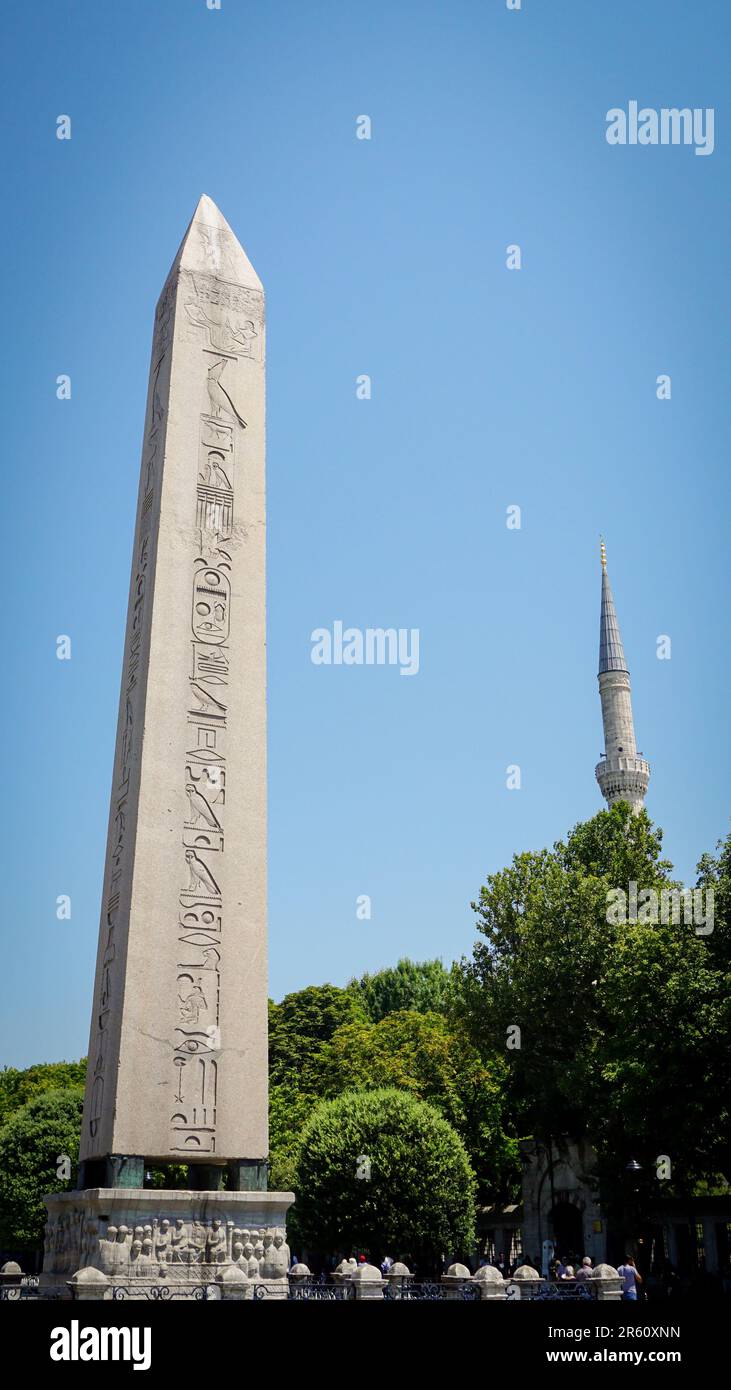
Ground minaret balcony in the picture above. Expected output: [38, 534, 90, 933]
[595, 753, 650, 807]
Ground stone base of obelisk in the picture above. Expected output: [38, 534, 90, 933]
[42, 1188, 294, 1299]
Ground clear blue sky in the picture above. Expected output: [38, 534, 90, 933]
[1, 0, 728, 1068]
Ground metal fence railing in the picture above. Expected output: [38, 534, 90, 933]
[0, 1271, 608, 1302]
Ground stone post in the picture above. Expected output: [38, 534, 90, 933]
[287, 1263, 311, 1298]
[441, 1261, 473, 1301]
[0, 1261, 22, 1299]
[70, 1267, 110, 1301]
[592, 1263, 623, 1300]
[332, 1256, 356, 1291]
[472, 1265, 507, 1300]
[256, 1278, 289, 1301]
[510, 1263, 543, 1300]
[350, 1262, 386, 1300]
[217, 1265, 248, 1301]
[384, 1261, 413, 1299]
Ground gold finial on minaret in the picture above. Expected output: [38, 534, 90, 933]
[600, 536, 607, 572]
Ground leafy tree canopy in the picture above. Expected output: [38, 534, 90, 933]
[304, 1009, 518, 1203]
[268, 984, 365, 1089]
[0, 1060, 87, 1128]
[291, 1087, 476, 1265]
[347, 957, 452, 1023]
[0, 1087, 84, 1250]
[457, 804, 729, 1203]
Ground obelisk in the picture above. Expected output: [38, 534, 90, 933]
[43, 198, 291, 1293]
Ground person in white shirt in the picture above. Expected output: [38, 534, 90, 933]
[617, 1255, 643, 1300]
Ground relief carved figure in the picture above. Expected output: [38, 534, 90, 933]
[67, 1213, 290, 1285]
[185, 849, 220, 897]
[169, 1219, 189, 1264]
[200, 450, 232, 490]
[189, 684, 227, 717]
[261, 1229, 288, 1281]
[185, 298, 259, 358]
[178, 976, 208, 1024]
[205, 1218, 227, 1264]
[154, 1217, 172, 1264]
[184, 266, 262, 320]
[186, 783, 222, 829]
[206, 357, 247, 427]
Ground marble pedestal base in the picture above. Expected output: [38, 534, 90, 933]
[43, 1187, 294, 1299]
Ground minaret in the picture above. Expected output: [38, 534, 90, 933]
[595, 540, 650, 812]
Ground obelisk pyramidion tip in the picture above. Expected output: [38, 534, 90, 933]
[166, 194, 263, 291]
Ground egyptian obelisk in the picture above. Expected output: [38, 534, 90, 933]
[43, 198, 291, 1293]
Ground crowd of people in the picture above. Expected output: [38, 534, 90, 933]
[480, 1249, 645, 1299]
[298, 1247, 704, 1299]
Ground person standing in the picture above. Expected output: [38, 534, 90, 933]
[617, 1255, 643, 1301]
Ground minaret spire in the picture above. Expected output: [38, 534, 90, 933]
[595, 543, 650, 812]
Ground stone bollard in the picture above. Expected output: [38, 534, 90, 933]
[0, 1261, 22, 1300]
[350, 1262, 386, 1300]
[472, 1264, 507, 1300]
[509, 1263, 543, 1300]
[384, 1261, 413, 1299]
[70, 1267, 110, 1301]
[592, 1263, 623, 1301]
[257, 1278, 289, 1301]
[441, 1262, 473, 1301]
[288, 1262, 311, 1298]
[217, 1265, 249, 1301]
[332, 1257, 355, 1291]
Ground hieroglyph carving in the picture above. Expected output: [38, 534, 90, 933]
[171, 308, 247, 1155]
[181, 266, 262, 362]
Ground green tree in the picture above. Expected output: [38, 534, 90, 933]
[348, 958, 451, 1023]
[268, 985, 365, 1089]
[291, 1088, 475, 1265]
[0, 1060, 86, 1127]
[267, 985, 367, 1189]
[308, 1009, 517, 1202]
[458, 803, 676, 1140]
[268, 1082, 315, 1193]
[0, 1087, 84, 1251]
[458, 804, 729, 1225]
[594, 831, 731, 1203]
[696, 830, 731, 975]
[591, 911, 726, 1216]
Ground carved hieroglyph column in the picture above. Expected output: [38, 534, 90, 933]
[79, 196, 268, 1178]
